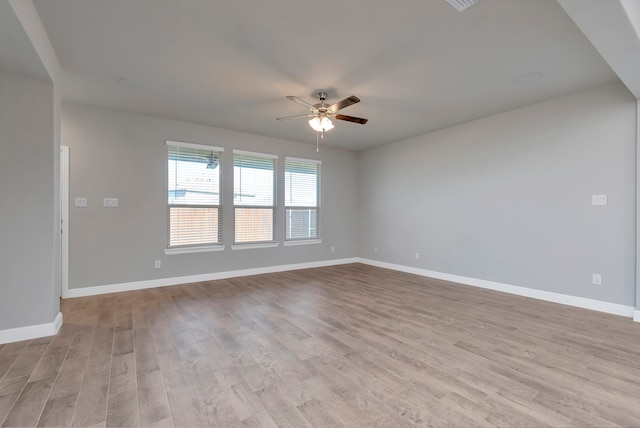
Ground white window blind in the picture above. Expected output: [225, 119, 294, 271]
[167, 141, 222, 247]
[233, 150, 276, 244]
[285, 157, 320, 240]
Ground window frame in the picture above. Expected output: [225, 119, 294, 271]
[284, 156, 321, 243]
[165, 140, 225, 254]
[232, 149, 278, 247]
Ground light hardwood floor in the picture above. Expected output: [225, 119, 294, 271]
[1, 263, 640, 427]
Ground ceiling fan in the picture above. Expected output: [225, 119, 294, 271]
[276, 92, 368, 136]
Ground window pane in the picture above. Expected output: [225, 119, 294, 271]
[234, 154, 274, 206]
[168, 146, 220, 205]
[286, 208, 318, 240]
[169, 206, 220, 246]
[285, 162, 318, 206]
[167, 142, 222, 248]
[235, 208, 274, 243]
[285, 158, 320, 241]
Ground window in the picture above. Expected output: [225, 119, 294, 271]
[233, 150, 277, 244]
[285, 157, 320, 241]
[167, 141, 222, 248]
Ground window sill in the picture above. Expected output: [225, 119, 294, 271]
[231, 242, 279, 250]
[165, 245, 226, 255]
[283, 239, 322, 246]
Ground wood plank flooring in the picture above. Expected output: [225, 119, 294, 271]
[1, 263, 640, 427]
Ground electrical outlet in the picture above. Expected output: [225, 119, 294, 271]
[415, 252, 420, 260]
[592, 273, 602, 285]
[155, 260, 161, 269]
[374, 247, 378, 253]
[330, 246, 335, 253]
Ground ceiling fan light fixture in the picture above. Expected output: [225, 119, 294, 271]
[446, 0, 479, 12]
[308, 116, 334, 132]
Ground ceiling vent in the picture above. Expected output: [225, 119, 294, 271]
[446, 0, 479, 12]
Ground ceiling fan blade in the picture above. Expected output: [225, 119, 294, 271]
[328, 96, 360, 113]
[334, 114, 368, 125]
[286, 96, 316, 111]
[276, 114, 314, 121]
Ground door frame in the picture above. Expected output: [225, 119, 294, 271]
[60, 145, 69, 298]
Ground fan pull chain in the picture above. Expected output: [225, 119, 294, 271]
[316, 127, 327, 152]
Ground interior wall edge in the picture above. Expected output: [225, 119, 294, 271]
[359, 258, 636, 319]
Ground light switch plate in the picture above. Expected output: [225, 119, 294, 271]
[103, 198, 119, 207]
[592, 195, 607, 206]
[75, 197, 88, 207]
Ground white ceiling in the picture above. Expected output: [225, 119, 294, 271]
[30, 0, 621, 151]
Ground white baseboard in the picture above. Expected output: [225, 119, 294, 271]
[358, 258, 636, 318]
[60, 256, 639, 321]
[64, 258, 359, 298]
[0, 312, 63, 345]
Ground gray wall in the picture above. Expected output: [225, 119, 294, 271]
[0, 71, 59, 329]
[62, 102, 359, 289]
[358, 81, 637, 306]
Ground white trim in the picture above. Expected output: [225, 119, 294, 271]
[54, 312, 63, 332]
[233, 149, 278, 159]
[283, 239, 322, 246]
[59, 256, 639, 320]
[231, 242, 279, 250]
[636, 99, 640, 324]
[63, 258, 359, 298]
[285, 156, 322, 165]
[166, 140, 224, 152]
[165, 245, 226, 255]
[358, 258, 636, 318]
[60, 146, 69, 298]
[0, 312, 63, 345]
